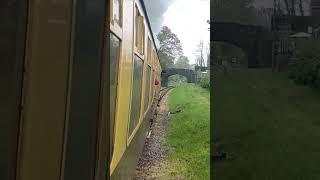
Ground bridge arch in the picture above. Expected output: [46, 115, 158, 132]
[161, 68, 196, 87]
[211, 22, 273, 68]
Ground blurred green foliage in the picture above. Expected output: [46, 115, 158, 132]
[199, 74, 210, 89]
[288, 39, 320, 89]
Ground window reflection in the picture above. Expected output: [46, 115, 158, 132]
[144, 66, 151, 113]
[110, 33, 120, 155]
[129, 55, 143, 135]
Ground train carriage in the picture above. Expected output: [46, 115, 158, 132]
[1, 0, 161, 179]
[110, 0, 162, 178]
[1, 0, 110, 179]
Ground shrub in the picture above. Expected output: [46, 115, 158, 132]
[288, 39, 320, 89]
[199, 74, 210, 89]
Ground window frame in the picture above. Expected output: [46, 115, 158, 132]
[109, 0, 123, 161]
[150, 49, 156, 105]
[147, 38, 152, 66]
[109, 32, 122, 161]
[127, 54, 145, 140]
[110, 0, 123, 39]
[142, 37, 153, 116]
[127, 1, 149, 143]
[143, 64, 152, 115]
[134, 3, 145, 58]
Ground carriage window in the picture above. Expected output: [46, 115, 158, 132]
[135, 5, 144, 54]
[110, 33, 120, 155]
[147, 39, 152, 64]
[135, 6, 139, 47]
[128, 55, 143, 135]
[150, 70, 154, 105]
[113, 0, 121, 25]
[141, 22, 145, 54]
[144, 66, 152, 113]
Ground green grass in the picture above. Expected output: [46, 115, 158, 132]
[213, 68, 320, 180]
[165, 84, 210, 179]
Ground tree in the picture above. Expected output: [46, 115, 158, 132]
[256, 7, 274, 30]
[206, 42, 210, 67]
[290, 0, 296, 15]
[277, 0, 308, 16]
[298, 0, 304, 16]
[195, 40, 206, 67]
[158, 51, 174, 70]
[284, 0, 290, 14]
[157, 26, 183, 70]
[174, 56, 190, 69]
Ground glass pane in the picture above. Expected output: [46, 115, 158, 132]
[142, 23, 145, 54]
[150, 70, 154, 105]
[135, 6, 139, 47]
[147, 39, 152, 63]
[128, 56, 143, 135]
[110, 33, 120, 147]
[144, 66, 151, 113]
[113, 0, 121, 25]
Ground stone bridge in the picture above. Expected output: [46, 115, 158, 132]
[161, 68, 196, 87]
[211, 22, 273, 68]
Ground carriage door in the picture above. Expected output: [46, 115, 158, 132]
[16, 1, 74, 180]
[61, 0, 109, 180]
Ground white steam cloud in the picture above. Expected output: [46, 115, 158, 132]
[142, 0, 176, 46]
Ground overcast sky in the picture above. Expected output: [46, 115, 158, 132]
[162, 0, 210, 64]
[144, 0, 311, 64]
[143, 0, 210, 65]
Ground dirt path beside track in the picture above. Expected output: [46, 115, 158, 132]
[134, 90, 171, 180]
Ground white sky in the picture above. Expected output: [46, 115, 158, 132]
[162, 0, 210, 64]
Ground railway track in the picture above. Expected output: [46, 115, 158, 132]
[158, 86, 174, 104]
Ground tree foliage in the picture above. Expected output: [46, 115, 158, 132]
[157, 26, 183, 70]
[168, 75, 187, 87]
[275, 0, 310, 16]
[174, 56, 190, 69]
[199, 74, 210, 89]
[158, 51, 174, 70]
[288, 39, 320, 89]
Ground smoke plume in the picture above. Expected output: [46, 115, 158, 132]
[142, 0, 176, 46]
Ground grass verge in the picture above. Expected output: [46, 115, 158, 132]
[164, 84, 210, 179]
[213, 69, 320, 180]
